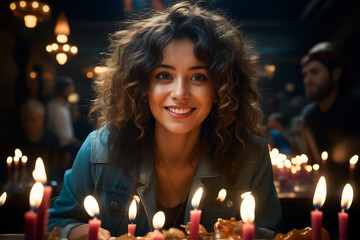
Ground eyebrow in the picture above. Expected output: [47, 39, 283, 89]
[157, 64, 208, 71]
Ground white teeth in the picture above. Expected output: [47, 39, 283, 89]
[168, 107, 192, 114]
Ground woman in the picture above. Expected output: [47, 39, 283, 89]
[48, 2, 282, 239]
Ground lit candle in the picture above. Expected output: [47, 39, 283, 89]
[216, 189, 227, 202]
[6, 156, 12, 184]
[32, 157, 52, 240]
[240, 194, 255, 240]
[128, 198, 137, 235]
[84, 195, 102, 240]
[13, 156, 20, 184]
[190, 187, 203, 240]
[21, 155, 28, 183]
[311, 176, 327, 240]
[152, 211, 165, 240]
[25, 182, 44, 240]
[321, 151, 328, 167]
[339, 183, 353, 240]
[0, 192, 7, 206]
[349, 155, 358, 180]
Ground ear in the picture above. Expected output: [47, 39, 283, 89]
[332, 67, 342, 83]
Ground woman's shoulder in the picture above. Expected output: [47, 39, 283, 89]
[243, 130, 268, 151]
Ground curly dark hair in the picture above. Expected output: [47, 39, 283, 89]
[90, 1, 265, 183]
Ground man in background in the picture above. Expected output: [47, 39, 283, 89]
[300, 42, 360, 194]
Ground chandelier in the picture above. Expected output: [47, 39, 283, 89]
[9, 0, 51, 28]
[46, 12, 78, 65]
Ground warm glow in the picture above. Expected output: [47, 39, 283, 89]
[46, 45, 53, 52]
[300, 154, 308, 163]
[42, 5, 49, 13]
[191, 187, 203, 209]
[129, 199, 137, 221]
[10, 3, 16, 10]
[54, 12, 70, 36]
[13, 156, 20, 164]
[94, 66, 107, 74]
[217, 189, 227, 202]
[305, 165, 312, 173]
[68, 93, 79, 103]
[19, 1, 26, 7]
[313, 164, 320, 171]
[51, 43, 58, 50]
[32, 1, 39, 8]
[21, 155, 28, 164]
[284, 160, 291, 168]
[0, 192, 6, 206]
[340, 184, 353, 212]
[313, 176, 326, 209]
[240, 194, 255, 223]
[321, 151, 328, 161]
[15, 148, 22, 158]
[32, 157, 47, 184]
[70, 46, 78, 54]
[63, 44, 70, 52]
[349, 155, 358, 166]
[30, 182, 44, 208]
[6, 156, 12, 165]
[24, 15, 37, 28]
[152, 211, 165, 230]
[29, 71, 37, 79]
[56, 53, 68, 65]
[57, 34, 68, 43]
[84, 195, 100, 217]
[86, 71, 94, 78]
[241, 191, 252, 199]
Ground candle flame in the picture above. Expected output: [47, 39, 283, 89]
[84, 195, 100, 217]
[6, 156, 12, 165]
[217, 189, 227, 202]
[13, 156, 20, 163]
[15, 148, 22, 158]
[241, 191, 252, 199]
[305, 165, 312, 173]
[0, 192, 7, 206]
[32, 157, 47, 183]
[300, 154, 308, 163]
[129, 199, 137, 221]
[191, 187, 203, 208]
[21, 155, 28, 164]
[321, 151, 328, 161]
[240, 194, 255, 223]
[313, 176, 326, 209]
[340, 183, 353, 211]
[312, 164, 319, 171]
[349, 155, 358, 166]
[30, 182, 44, 209]
[152, 211, 165, 230]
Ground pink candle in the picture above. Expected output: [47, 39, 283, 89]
[338, 183, 353, 240]
[242, 223, 255, 240]
[311, 176, 327, 240]
[311, 209, 323, 240]
[25, 210, 37, 240]
[190, 188, 203, 240]
[151, 229, 164, 240]
[36, 185, 52, 240]
[84, 195, 102, 240]
[128, 223, 136, 236]
[88, 217, 101, 240]
[128, 198, 137, 235]
[338, 210, 348, 240]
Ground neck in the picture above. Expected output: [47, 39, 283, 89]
[317, 85, 338, 113]
[153, 124, 201, 169]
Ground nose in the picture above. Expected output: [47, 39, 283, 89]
[171, 77, 190, 101]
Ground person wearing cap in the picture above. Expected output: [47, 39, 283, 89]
[300, 42, 360, 194]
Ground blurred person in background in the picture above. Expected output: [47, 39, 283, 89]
[266, 112, 290, 154]
[300, 41, 360, 194]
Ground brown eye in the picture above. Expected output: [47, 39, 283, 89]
[156, 72, 172, 80]
[191, 74, 207, 82]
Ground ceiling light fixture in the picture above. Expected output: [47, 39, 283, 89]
[9, 0, 51, 28]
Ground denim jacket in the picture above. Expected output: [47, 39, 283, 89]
[48, 126, 282, 239]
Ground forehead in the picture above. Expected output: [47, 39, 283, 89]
[302, 60, 328, 73]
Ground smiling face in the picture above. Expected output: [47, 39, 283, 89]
[148, 38, 216, 136]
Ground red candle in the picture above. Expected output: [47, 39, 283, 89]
[88, 217, 101, 240]
[36, 185, 52, 240]
[240, 194, 255, 240]
[84, 195, 102, 240]
[190, 188, 203, 240]
[338, 183, 353, 240]
[25, 182, 44, 240]
[311, 176, 327, 240]
[32, 158, 52, 240]
[128, 199, 137, 235]
[25, 210, 37, 240]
